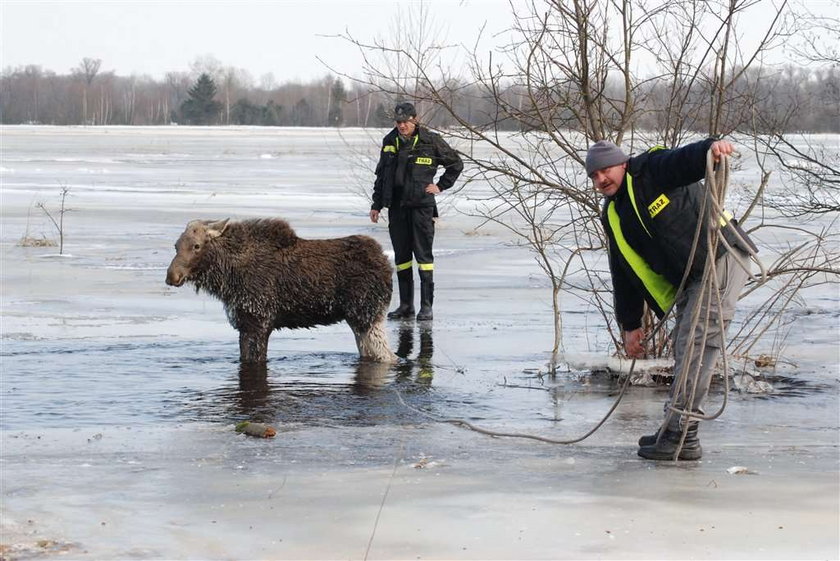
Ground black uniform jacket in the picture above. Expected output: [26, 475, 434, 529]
[371, 126, 463, 211]
[601, 138, 754, 331]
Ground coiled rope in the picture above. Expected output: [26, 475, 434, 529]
[659, 151, 765, 457]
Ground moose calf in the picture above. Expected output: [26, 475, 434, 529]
[166, 218, 396, 364]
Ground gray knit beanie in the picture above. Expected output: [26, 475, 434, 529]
[585, 140, 629, 177]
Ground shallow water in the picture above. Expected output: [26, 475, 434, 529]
[1, 126, 838, 559]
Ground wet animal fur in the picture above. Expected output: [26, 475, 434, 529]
[166, 218, 396, 363]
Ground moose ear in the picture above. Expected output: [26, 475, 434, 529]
[204, 218, 230, 239]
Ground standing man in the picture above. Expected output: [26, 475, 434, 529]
[585, 138, 756, 461]
[370, 102, 463, 321]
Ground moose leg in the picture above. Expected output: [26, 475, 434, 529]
[239, 328, 271, 364]
[352, 316, 397, 363]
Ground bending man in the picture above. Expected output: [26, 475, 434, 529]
[585, 138, 756, 460]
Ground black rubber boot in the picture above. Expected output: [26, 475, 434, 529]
[416, 270, 434, 321]
[638, 423, 702, 461]
[638, 424, 703, 448]
[387, 269, 415, 320]
[638, 429, 661, 447]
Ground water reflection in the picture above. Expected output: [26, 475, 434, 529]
[236, 362, 270, 411]
[395, 322, 435, 385]
[192, 329, 438, 425]
[227, 362, 278, 421]
[352, 360, 393, 393]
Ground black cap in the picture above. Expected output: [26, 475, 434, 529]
[393, 102, 417, 122]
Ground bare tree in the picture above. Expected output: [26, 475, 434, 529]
[744, 4, 840, 217]
[73, 57, 101, 125]
[36, 186, 72, 255]
[15, 64, 43, 123]
[189, 54, 224, 83]
[331, 0, 836, 367]
[789, 5, 839, 66]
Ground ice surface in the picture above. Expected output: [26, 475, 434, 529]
[1, 126, 837, 560]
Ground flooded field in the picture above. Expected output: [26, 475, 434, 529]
[1, 126, 838, 560]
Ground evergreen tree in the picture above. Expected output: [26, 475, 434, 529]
[230, 98, 260, 125]
[373, 103, 391, 127]
[262, 100, 281, 126]
[179, 73, 222, 125]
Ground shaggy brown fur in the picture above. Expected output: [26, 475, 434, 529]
[166, 218, 396, 363]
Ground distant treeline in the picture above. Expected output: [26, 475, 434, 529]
[1, 61, 838, 133]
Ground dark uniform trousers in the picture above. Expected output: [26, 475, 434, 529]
[388, 204, 435, 272]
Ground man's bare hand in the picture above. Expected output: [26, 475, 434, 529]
[370, 209, 380, 223]
[425, 183, 441, 195]
[623, 328, 646, 358]
[710, 140, 735, 162]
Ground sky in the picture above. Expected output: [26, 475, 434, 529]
[0, 0, 520, 82]
[2, 0, 835, 84]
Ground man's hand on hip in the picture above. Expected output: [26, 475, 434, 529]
[425, 183, 441, 195]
